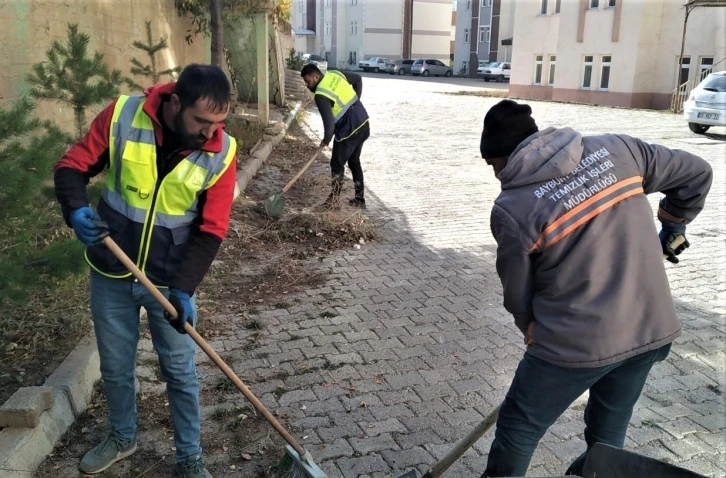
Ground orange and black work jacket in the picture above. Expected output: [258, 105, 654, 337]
[54, 83, 237, 294]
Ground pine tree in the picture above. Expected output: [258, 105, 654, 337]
[0, 96, 78, 303]
[26, 23, 125, 139]
[128, 21, 183, 91]
[0, 97, 72, 221]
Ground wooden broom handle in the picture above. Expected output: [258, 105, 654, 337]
[102, 236, 307, 456]
[281, 146, 324, 194]
[423, 405, 500, 478]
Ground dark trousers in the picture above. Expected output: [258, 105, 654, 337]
[483, 343, 672, 477]
[330, 123, 370, 200]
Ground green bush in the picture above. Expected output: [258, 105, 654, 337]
[286, 48, 304, 71]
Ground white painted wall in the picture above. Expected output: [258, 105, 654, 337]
[511, 0, 726, 97]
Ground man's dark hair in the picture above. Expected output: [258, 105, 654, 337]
[175, 64, 231, 112]
[301, 63, 321, 77]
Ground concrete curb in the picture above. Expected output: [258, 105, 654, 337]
[234, 100, 304, 199]
[0, 332, 100, 478]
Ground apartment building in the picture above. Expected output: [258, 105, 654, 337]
[509, 0, 726, 110]
[453, 0, 515, 76]
[292, 0, 317, 54]
[291, 0, 453, 71]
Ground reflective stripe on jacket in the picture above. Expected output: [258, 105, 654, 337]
[85, 94, 237, 286]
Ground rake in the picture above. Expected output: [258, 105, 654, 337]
[264, 145, 324, 219]
[101, 235, 328, 478]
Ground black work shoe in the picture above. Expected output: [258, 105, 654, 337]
[348, 198, 366, 209]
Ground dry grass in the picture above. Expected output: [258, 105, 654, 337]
[225, 116, 268, 155]
[444, 89, 510, 98]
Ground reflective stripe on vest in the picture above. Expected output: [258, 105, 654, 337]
[89, 94, 236, 278]
[315, 71, 358, 122]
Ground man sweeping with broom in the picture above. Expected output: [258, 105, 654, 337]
[53, 64, 237, 478]
[479, 100, 713, 477]
[301, 63, 370, 209]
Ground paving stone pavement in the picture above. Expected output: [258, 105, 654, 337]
[200, 76, 726, 477]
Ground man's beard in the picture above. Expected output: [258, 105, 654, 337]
[174, 110, 207, 148]
[307, 84, 316, 93]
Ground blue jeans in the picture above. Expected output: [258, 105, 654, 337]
[483, 343, 672, 477]
[90, 271, 201, 462]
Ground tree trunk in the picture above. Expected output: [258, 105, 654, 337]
[74, 107, 85, 140]
[210, 0, 224, 67]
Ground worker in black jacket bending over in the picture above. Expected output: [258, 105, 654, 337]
[301, 64, 370, 209]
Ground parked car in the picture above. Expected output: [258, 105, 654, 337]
[301, 53, 328, 73]
[476, 61, 491, 76]
[482, 61, 511, 82]
[385, 59, 415, 75]
[411, 59, 453, 77]
[683, 70, 726, 134]
[358, 57, 389, 73]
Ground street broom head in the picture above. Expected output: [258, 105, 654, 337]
[264, 191, 285, 218]
[278, 445, 328, 478]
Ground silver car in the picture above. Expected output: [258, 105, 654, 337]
[411, 59, 452, 77]
[302, 53, 328, 73]
[385, 59, 415, 75]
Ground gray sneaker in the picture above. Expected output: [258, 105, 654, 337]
[79, 434, 137, 474]
[176, 456, 213, 478]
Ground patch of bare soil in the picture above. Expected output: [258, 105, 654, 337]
[34, 122, 379, 477]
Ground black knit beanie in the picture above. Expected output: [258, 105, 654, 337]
[480, 99, 539, 160]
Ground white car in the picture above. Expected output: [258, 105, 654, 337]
[482, 61, 511, 82]
[684, 70, 726, 134]
[476, 61, 491, 76]
[358, 57, 389, 73]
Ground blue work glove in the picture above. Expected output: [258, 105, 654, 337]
[164, 288, 195, 334]
[69, 207, 109, 246]
[659, 221, 689, 264]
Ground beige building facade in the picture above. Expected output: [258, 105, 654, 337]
[292, 0, 453, 70]
[0, 0, 208, 129]
[509, 0, 726, 110]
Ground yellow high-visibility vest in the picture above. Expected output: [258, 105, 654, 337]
[315, 70, 359, 122]
[85, 94, 236, 285]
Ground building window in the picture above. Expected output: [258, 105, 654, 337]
[464, 28, 470, 43]
[540, 0, 547, 14]
[548, 55, 556, 84]
[590, 0, 599, 8]
[600, 55, 611, 90]
[555, 0, 561, 13]
[582, 55, 594, 89]
[677, 56, 690, 85]
[351, 0, 358, 4]
[608, 0, 616, 6]
[480, 26, 490, 43]
[534, 55, 543, 85]
[466, 0, 471, 10]
[700, 57, 714, 76]
[482, 0, 492, 6]
[462, 60, 469, 75]
[351, 21, 358, 35]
